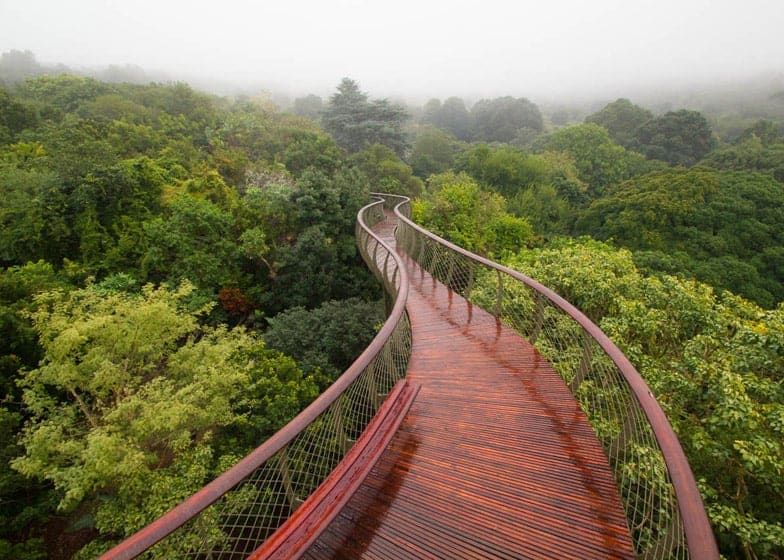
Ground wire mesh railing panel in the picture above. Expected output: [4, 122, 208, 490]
[101, 198, 411, 560]
[391, 198, 716, 560]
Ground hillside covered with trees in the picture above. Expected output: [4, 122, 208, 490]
[1, 60, 783, 558]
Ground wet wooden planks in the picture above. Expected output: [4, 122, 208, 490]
[303, 214, 635, 559]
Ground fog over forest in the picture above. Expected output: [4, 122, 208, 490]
[1, 0, 783, 102]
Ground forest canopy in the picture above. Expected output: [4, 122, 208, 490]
[1, 64, 783, 559]
[0, 74, 388, 558]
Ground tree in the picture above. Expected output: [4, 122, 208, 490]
[271, 225, 357, 310]
[421, 97, 471, 141]
[0, 164, 70, 265]
[0, 88, 38, 144]
[507, 184, 571, 236]
[457, 144, 548, 198]
[440, 97, 472, 141]
[264, 297, 385, 382]
[700, 135, 784, 182]
[470, 96, 543, 143]
[632, 109, 715, 166]
[409, 126, 463, 178]
[141, 196, 241, 291]
[22, 114, 119, 188]
[575, 168, 784, 306]
[350, 143, 423, 197]
[0, 262, 73, 558]
[321, 78, 408, 156]
[540, 123, 656, 198]
[71, 157, 166, 271]
[538, 150, 589, 206]
[413, 172, 533, 256]
[585, 98, 653, 149]
[736, 119, 782, 147]
[12, 282, 317, 554]
[291, 94, 323, 120]
[281, 129, 343, 177]
[15, 74, 116, 114]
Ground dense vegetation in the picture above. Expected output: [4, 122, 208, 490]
[2, 55, 784, 558]
[0, 74, 397, 558]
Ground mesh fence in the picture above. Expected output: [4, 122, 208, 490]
[393, 198, 707, 560]
[103, 198, 411, 559]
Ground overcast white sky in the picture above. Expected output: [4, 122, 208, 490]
[1, 0, 783, 100]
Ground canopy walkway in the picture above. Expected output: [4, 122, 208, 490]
[101, 195, 718, 560]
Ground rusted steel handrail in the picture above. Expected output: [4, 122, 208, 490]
[386, 193, 718, 560]
[100, 198, 410, 559]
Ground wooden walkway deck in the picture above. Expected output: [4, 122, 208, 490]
[303, 215, 635, 559]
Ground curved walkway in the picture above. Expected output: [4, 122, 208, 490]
[303, 214, 635, 559]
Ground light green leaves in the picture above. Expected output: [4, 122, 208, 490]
[12, 281, 316, 547]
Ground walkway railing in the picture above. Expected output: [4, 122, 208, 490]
[387, 193, 718, 560]
[100, 198, 411, 559]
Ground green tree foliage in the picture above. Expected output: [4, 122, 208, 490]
[452, 145, 578, 237]
[22, 114, 119, 189]
[507, 184, 571, 237]
[538, 150, 589, 205]
[540, 123, 658, 198]
[322, 78, 408, 156]
[0, 405, 49, 560]
[12, 282, 317, 553]
[264, 297, 384, 382]
[291, 94, 323, 120]
[457, 144, 548, 198]
[576, 168, 784, 307]
[420, 97, 472, 141]
[141, 196, 241, 291]
[470, 96, 543, 143]
[736, 119, 783, 147]
[0, 164, 70, 264]
[212, 108, 337, 176]
[0, 263, 71, 557]
[585, 98, 653, 149]
[701, 134, 784, 182]
[500, 239, 784, 558]
[350, 143, 423, 196]
[259, 165, 375, 312]
[413, 172, 533, 256]
[15, 75, 117, 115]
[0, 262, 71, 383]
[74, 157, 167, 271]
[0, 88, 38, 144]
[289, 166, 367, 234]
[633, 109, 716, 166]
[409, 125, 464, 178]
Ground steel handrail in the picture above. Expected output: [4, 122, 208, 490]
[387, 193, 718, 559]
[100, 197, 410, 559]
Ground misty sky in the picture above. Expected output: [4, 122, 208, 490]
[1, 0, 783, 100]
